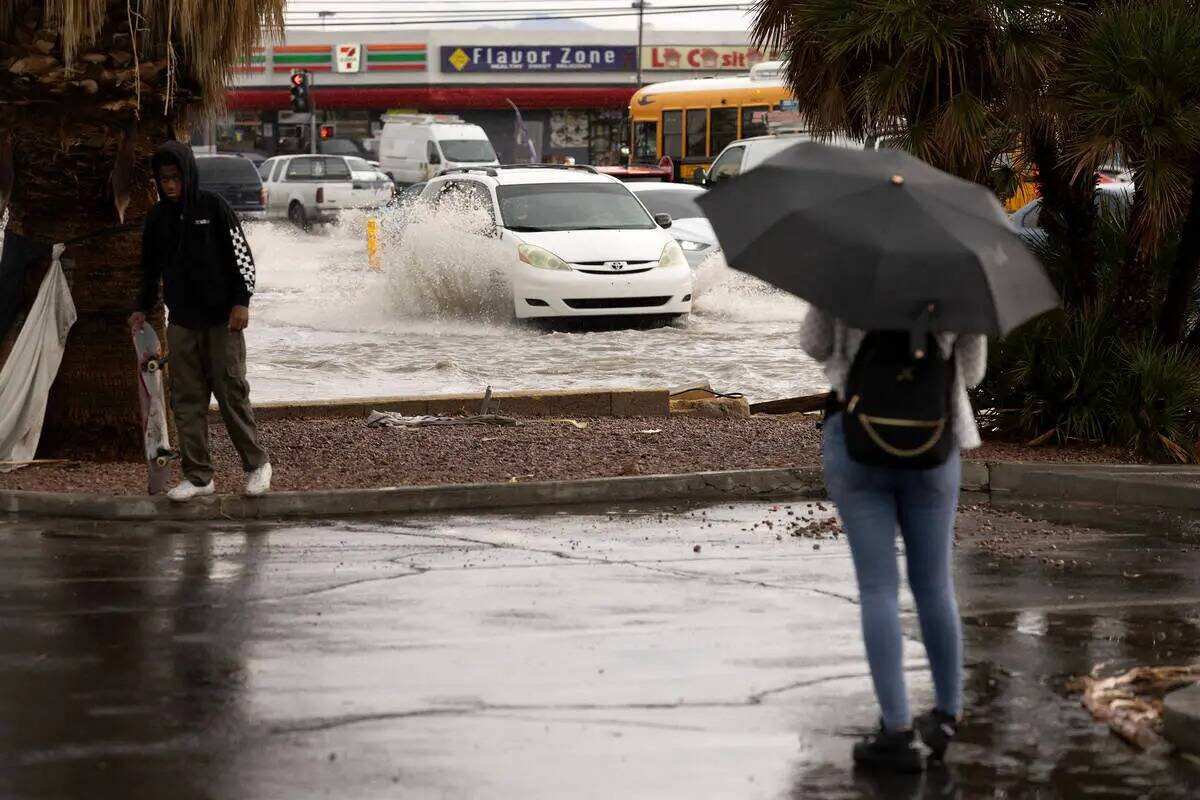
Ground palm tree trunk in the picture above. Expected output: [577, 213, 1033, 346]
[1160, 168, 1200, 345]
[1, 112, 167, 459]
[1027, 128, 1098, 303]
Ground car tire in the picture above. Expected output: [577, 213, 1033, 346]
[288, 201, 310, 232]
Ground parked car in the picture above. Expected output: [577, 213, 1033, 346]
[412, 165, 692, 321]
[627, 183, 718, 267]
[220, 150, 268, 169]
[258, 154, 383, 229]
[379, 113, 499, 186]
[194, 154, 265, 220]
[696, 132, 875, 186]
[1010, 183, 1134, 248]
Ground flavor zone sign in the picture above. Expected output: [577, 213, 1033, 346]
[443, 45, 636, 73]
[643, 46, 773, 71]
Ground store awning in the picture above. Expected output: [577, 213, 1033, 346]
[227, 85, 637, 111]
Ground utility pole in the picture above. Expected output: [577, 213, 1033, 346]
[632, 0, 647, 87]
[308, 71, 318, 154]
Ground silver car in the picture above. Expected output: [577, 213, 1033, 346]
[627, 183, 718, 268]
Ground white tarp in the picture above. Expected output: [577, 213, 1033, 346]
[0, 244, 76, 471]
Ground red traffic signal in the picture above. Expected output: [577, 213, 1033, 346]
[290, 72, 306, 88]
[319, 125, 335, 140]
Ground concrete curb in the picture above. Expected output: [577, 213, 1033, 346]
[1164, 683, 1200, 755]
[0, 467, 825, 521]
[4, 461, 1200, 522]
[214, 388, 671, 422]
[989, 463, 1200, 511]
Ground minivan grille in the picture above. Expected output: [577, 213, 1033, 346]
[563, 297, 671, 309]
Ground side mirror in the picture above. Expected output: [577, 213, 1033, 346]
[654, 212, 673, 229]
[692, 168, 708, 186]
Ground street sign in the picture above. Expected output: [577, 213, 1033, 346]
[336, 43, 362, 73]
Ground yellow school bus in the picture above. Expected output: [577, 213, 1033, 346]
[628, 62, 794, 181]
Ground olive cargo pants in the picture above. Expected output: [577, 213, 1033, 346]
[167, 324, 268, 486]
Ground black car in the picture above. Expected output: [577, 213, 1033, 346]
[194, 154, 266, 219]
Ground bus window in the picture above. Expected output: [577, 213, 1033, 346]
[741, 105, 769, 139]
[663, 111, 683, 160]
[710, 107, 738, 155]
[686, 109, 707, 158]
[634, 121, 657, 164]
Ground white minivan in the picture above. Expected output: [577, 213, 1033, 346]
[379, 113, 499, 186]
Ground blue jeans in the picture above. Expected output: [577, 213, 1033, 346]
[822, 412, 963, 730]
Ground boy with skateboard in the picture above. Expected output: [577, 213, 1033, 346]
[128, 141, 271, 501]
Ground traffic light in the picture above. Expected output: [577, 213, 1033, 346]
[319, 124, 335, 140]
[289, 71, 310, 113]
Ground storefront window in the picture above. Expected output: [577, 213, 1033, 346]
[634, 121, 658, 164]
[710, 107, 738, 155]
[741, 105, 769, 139]
[686, 109, 707, 158]
[663, 111, 683, 161]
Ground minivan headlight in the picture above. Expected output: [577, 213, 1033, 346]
[658, 240, 688, 269]
[677, 239, 710, 252]
[518, 244, 571, 271]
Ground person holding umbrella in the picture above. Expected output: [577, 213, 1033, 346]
[698, 143, 1058, 773]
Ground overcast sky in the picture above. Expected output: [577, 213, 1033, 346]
[282, 0, 758, 32]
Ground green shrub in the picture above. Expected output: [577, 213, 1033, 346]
[1107, 338, 1200, 461]
[978, 305, 1116, 445]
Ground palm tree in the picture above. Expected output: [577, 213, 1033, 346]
[1067, 1, 1200, 339]
[0, 0, 282, 458]
[750, 0, 1102, 303]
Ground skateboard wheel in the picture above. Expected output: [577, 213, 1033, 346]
[146, 359, 161, 373]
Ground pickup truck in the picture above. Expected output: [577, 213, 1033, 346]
[258, 154, 364, 229]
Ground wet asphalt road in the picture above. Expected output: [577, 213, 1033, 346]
[0, 502, 1197, 800]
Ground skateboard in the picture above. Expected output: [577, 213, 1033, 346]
[132, 326, 177, 494]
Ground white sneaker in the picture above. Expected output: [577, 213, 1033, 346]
[245, 462, 272, 497]
[167, 480, 215, 502]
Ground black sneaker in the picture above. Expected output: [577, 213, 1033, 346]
[852, 723, 926, 773]
[915, 709, 959, 762]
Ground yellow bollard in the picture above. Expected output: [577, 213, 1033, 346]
[367, 217, 381, 271]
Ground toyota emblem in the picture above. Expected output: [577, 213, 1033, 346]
[608, 261, 627, 270]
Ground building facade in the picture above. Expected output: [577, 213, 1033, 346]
[208, 29, 773, 166]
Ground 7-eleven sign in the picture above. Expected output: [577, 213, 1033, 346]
[336, 44, 362, 73]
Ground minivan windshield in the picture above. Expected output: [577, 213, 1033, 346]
[440, 140, 497, 163]
[497, 183, 656, 232]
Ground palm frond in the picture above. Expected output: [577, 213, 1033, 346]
[2, 0, 285, 112]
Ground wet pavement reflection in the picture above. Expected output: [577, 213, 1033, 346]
[0, 502, 1196, 799]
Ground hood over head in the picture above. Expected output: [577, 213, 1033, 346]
[150, 140, 200, 208]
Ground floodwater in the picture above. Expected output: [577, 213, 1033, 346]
[243, 212, 826, 403]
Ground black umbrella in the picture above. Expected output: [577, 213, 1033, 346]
[695, 142, 1059, 336]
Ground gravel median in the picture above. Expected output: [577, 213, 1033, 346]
[0, 413, 1139, 497]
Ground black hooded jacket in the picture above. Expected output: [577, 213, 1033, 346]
[136, 141, 256, 329]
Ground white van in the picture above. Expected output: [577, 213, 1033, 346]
[379, 113, 499, 186]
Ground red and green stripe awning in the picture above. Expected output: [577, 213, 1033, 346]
[233, 47, 266, 73]
[272, 45, 333, 72]
[367, 44, 427, 72]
